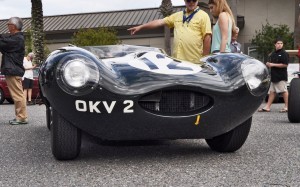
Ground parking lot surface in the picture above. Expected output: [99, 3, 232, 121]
[0, 103, 299, 186]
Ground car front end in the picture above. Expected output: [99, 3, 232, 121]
[39, 45, 270, 160]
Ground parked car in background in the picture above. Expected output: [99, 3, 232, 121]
[286, 50, 300, 122]
[0, 68, 40, 104]
[287, 63, 299, 87]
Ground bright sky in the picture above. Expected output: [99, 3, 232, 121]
[0, 0, 185, 19]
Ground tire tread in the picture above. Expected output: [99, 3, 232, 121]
[288, 79, 300, 123]
[206, 117, 252, 152]
[51, 109, 81, 160]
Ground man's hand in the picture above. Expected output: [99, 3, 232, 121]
[127, 19, 165, 35]
[127, 26, 141, 35]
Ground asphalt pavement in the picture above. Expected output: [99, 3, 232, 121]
[0, 102, 299, 187]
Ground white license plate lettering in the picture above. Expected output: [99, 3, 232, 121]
[75, 100, 134, 114]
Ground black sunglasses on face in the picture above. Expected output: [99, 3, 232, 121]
[186, 0, 197, 3]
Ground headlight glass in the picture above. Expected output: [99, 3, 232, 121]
[63, 60, 90, 88]
[241, 59, 270, 96]
[57, 54, 100, 96]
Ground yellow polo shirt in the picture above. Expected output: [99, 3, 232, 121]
[164, 8, 212, 63]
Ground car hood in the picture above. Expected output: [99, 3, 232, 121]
[41, 46, 260, 96]
[96, 51, 247, 95]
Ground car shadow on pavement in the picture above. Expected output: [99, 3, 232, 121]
[78, 132, 234, 161]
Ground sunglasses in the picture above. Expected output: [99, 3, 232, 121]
[186, 0, 197, 3]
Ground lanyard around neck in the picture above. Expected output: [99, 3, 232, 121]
[183, 8, 200, 24]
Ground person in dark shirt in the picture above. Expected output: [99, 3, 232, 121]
[258, 38, 289, 113]
[0, 17, 28, 125]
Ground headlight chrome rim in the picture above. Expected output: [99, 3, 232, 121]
[56, 54, 100, 96]
[241, 59, 270, 96]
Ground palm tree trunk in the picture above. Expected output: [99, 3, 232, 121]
[159, 0, 173, 56]
[294, 0, 300, 47]
[31, 0, 45, 65]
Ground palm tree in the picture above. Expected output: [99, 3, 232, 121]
[31, 0, 45, 65]
[294, 0, 300, 47]
[159, 0, 173, 55]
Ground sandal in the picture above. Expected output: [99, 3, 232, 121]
[279, 108, 288, 113]
[258, 108, 270, 112]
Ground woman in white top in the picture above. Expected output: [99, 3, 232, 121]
[23, 52, 36, 105]
[209, 0, 236, 53]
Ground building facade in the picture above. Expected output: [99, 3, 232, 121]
[236, 0, 295, 56]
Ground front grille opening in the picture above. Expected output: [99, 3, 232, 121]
[139, 89, 212, 115]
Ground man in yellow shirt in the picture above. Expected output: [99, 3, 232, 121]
[128, 0, 212, 64]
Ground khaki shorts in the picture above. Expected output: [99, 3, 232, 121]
[268, 81, 287, 93]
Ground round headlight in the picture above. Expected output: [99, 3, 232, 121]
[63, 60, 90, 88]
[57, 54, 100, 96]
[241, 59, 270, 96]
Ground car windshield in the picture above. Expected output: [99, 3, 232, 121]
[83, 45, 165, 59]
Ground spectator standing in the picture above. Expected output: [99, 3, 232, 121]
[230, 26, 242, 53]
[23, 52, 36, 105]
[208, 0, 236, 53]
[258, 38, 289, 113]
[0, 17, 28, 125]
[128, 0, 212, 63]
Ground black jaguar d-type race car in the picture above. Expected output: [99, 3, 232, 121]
[39, 45, 270, 160]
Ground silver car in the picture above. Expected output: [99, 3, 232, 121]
[287, 63, 300, 87]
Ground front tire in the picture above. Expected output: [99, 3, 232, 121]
[51, 109, 81, 160]
[288, 78, 300, 123]
[206, 117, 252, 152]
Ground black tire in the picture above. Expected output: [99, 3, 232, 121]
[0, 88, 4, 104]
[46, 106, 52, 130]
[206, 117, 252, 152]
[51, 109, 81, 160]
[288, 78, 300, 123]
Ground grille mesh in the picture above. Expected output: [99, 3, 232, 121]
[139, 89, 211, 114]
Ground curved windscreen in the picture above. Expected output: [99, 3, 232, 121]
[83, 45, 165, 59]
